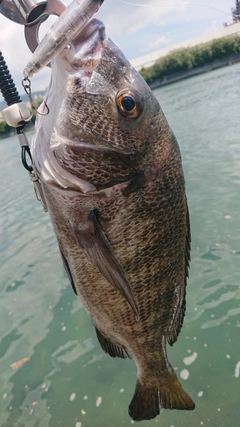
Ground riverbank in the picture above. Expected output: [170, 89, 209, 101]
[131, 21, 240, 71]
[139, 33, 240, 90]
[147, 52, 240, 89]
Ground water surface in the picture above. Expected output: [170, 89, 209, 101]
[0, 63, 240, 427]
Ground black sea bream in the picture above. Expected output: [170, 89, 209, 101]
[32, 18, 195, 421]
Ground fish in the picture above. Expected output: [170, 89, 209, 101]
[32, 18, 195, 421]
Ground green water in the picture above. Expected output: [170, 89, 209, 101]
[0, 63, 240, 427]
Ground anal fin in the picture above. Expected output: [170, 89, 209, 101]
[59, 246, 77, 296]
[95, 327, 132, 359]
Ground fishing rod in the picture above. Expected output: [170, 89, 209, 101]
[0, 50, 33, 170]
[0, 0, 55, 210]
[0, 0, 104, 211]
[0, 50, 48, 210]
[0, 0, 49, 209]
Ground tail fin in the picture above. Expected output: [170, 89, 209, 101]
[159, 374, 195, 411]
[128, 381, 159, 422]
[128, 373, 195, 422]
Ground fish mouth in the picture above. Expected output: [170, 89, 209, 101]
[61, 18, 106, 85]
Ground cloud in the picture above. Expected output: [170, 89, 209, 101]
[97, 0, 190, 35]
[1, 0, 190, 99]
[1, 22, 30, 92]
[0, 0, 236, 101]
[144, 34, 172, 51]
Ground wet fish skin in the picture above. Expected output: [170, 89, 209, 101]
[32, 18, 195, 421]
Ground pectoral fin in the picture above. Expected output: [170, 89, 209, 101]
[70, 209, 139, 318]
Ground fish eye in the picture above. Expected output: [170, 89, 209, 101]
[122, 96, 135, 111]
[116, 89, 143, 119]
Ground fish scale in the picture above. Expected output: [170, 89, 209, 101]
[32, 17, 195, 422]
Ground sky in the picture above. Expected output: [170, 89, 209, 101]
[0, 0, 236, 102]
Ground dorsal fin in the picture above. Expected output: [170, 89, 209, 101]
[167, 203, 191, 346]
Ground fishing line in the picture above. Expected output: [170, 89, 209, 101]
[116, 0, 232, 17]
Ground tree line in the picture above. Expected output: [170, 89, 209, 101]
[139, 34, 240, 84]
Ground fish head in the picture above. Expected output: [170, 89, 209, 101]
[53, 18, 161, 151]
[33, 18, 172, 192]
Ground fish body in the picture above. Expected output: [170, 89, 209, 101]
[32, 18, 195, 421]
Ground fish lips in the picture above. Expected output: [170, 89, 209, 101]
[59, 18, 107, 85]
[57, 18, 129, 93]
